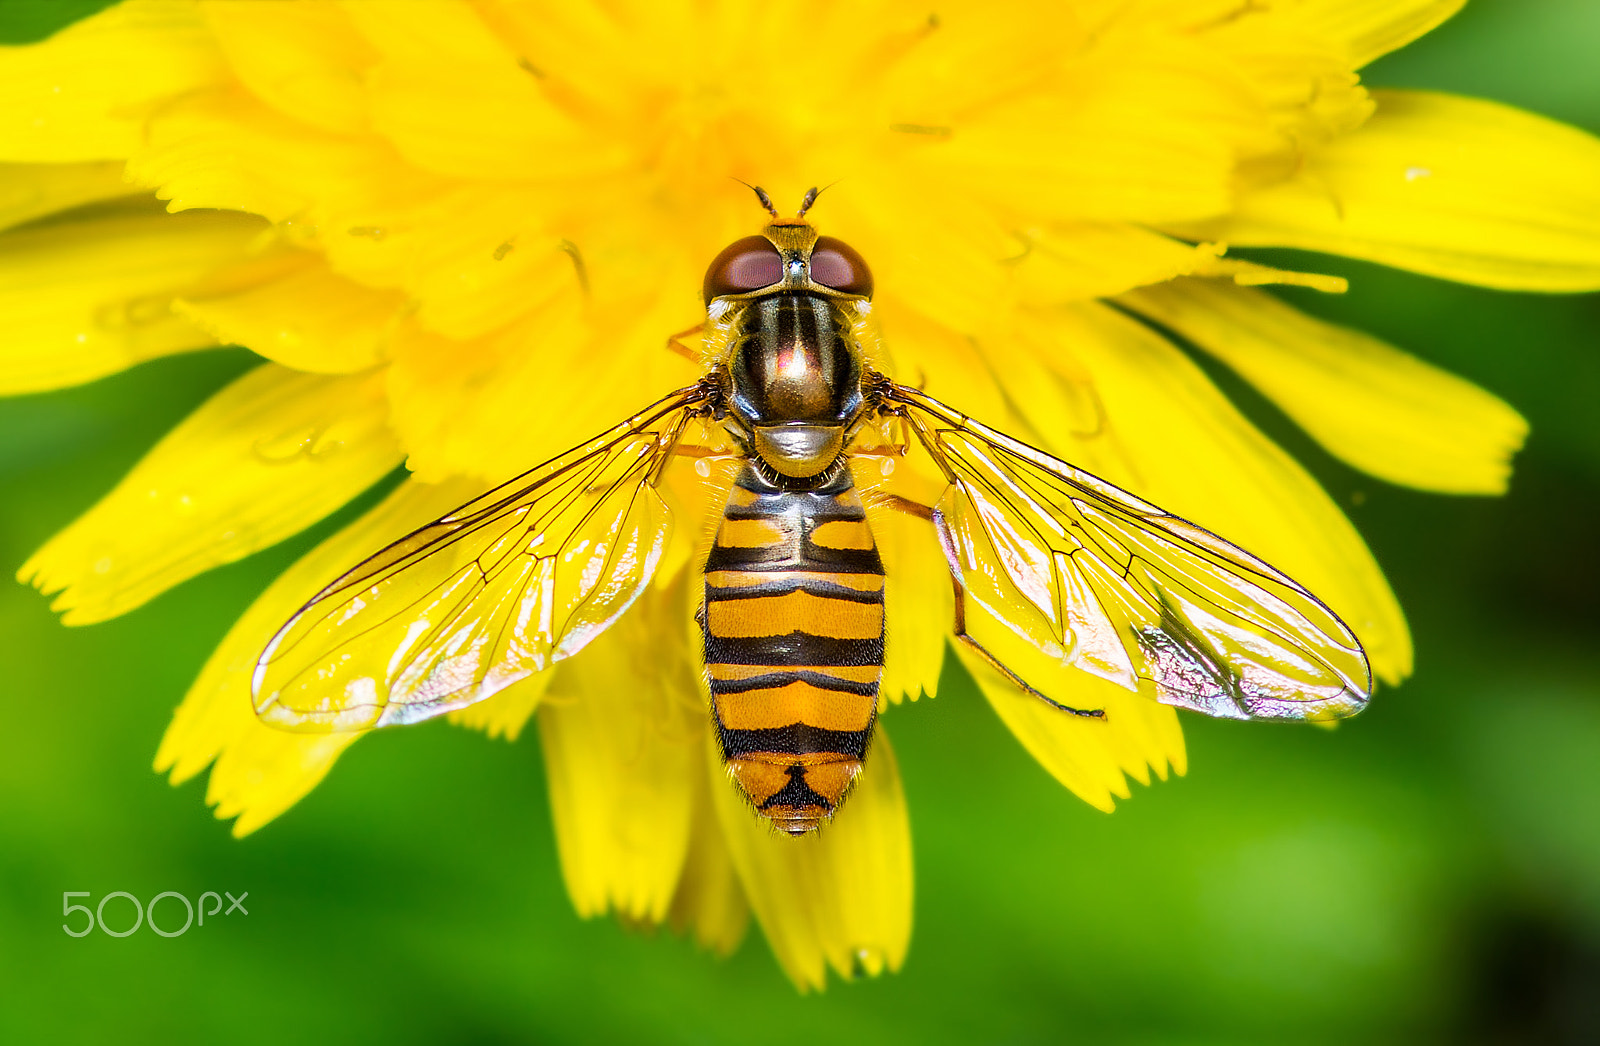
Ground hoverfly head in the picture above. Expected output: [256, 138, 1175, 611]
[702, 185, 873, 305]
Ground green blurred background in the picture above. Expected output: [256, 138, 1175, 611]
[2, 3, 1598, 1043]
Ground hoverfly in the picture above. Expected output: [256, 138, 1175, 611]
[253, 188, 1371, 834]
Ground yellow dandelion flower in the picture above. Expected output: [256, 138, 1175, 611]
[6, 0, 1597, 989]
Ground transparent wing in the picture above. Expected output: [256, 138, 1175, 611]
[885, 383, 1371, 721]
[252, 385, 710, 732]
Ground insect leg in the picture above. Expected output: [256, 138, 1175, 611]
[665, 323, 705, 362]
[951, 577, 1105, 720]
[670, 445, 736, 458]
[873, 492, 933, 519]
[849, 416, 912, 462]
[895, 408, 956, 484]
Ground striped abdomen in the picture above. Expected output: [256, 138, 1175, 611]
[702, 464, 884, 834]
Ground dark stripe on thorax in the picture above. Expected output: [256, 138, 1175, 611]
[751, 294, 833, 367]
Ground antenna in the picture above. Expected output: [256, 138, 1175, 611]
[737, 181, 780, 219]
[796, 186, 820, 217]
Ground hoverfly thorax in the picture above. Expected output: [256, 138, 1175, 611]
[704, 218, 874, 481]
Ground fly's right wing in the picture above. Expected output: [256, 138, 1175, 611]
[884, 382, 1371, 722]
[252, 386, 710, 732]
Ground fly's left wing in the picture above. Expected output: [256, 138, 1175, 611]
[252, 386, 710, 732]
[883, 383, 1371, 721]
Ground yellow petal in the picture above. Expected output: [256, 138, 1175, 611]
[1007, 302, 1411, 684]
[337, 183, 698, 344]
[1195, 256, 1349, 294]
[712, 727, 913, 991]
[830, 194, 1230, 332]
[824, 184, 1018, 334]
[385, 283, 701, 484]
[21, 365, 401, 623]
[319, 180, 625, 342]
[538, 578, 703, 923]
[1134, 1, 1461, 141]
[200, 0, 376, 135]
[445, 677, 547, 742]
[175, 251, 408, 373]
[1197, 11, 1373, 151]
[1277, 0, 1466, 68]
[854, 454, 951, 705]
[956, 612, 1186, 812]
[192, 725, 359, 839]
[902, 32, 1241, 225]
[0, 203, 264, 394]
[656, 442, 740, 595]
[666, 740, 751, 956]
[128, 88, 422, 224]
[1169, 90, 1600, 291]
[1016, 227, 1231, 304]
[154, 476, 481, 836]
[402, 215, 590, 342]
[1121, 278, 1528, 494]
[0, 160, 134, 232]
[857, 7, 1257, 222]
[346, 1, 623, 181]
[0, 0, 227, 163]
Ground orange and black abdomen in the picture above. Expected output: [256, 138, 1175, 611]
[702, 464, 884, 834]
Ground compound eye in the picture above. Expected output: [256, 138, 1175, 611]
[808, 237, 873, 298]
[703, 236, 783, 303]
